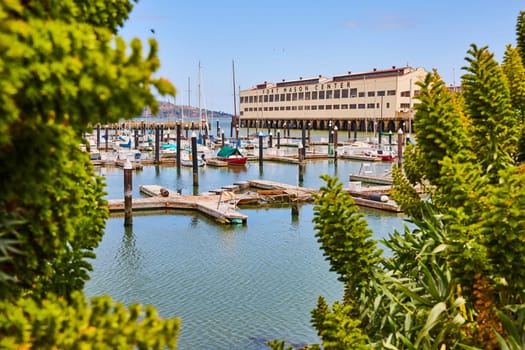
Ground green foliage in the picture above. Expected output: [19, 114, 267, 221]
[0, 0, 179, 348]
[0, 291, 181, 349]
[516, 11, 525, 66]
[313, 175, 383, 300]
[389, 164, 424, 219]
[462, 44, 517, 177]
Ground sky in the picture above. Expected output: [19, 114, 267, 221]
[118, 0, 524, 114]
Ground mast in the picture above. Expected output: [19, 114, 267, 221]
[232, 60, 237, 140]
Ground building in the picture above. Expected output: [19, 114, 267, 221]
[238, 66, 428, 133]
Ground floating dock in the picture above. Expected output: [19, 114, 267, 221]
[106, 179, 401, 225]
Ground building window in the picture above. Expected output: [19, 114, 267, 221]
[387, 90, 396, 96]
[264, 95, 268, 102]
[400, 103, 410, 109]
[249, 96, 253, 103]
[318, 105, 325, 110]
[401, 90, 411, 97]
[319, 91, 325, 99]
[264, 107, 268, 111]
[368, 91, 375, 97]
[367, 103, 375, 109]
[350, 88, 357, 97]
[386, 102, 390, 108]
[269, 107, 274, 111]
[358, 104, 365, 109]
[280, 106, 285, 110]
[312, 105, 317, 110]
[312, 91, 318, 100]
[280, 93, 285, 100]
[326, 105, 332, 110]
[292, 106, 297, 110]
[298, 92, 304, 100]
[304, 105, 310, 110]
[342, 89, 349, 98]
[275, 94, 280, 102]
[259, 96, 263, 103]
[292, 93, 298, 101]
[298, 106, 303, 110]
[333, 104, 340, 109]
[414, 89, 421, 96]
[350, 104, 357, 109]
[286, 106, 291, 110]
[305, 92, 311, 100]
[269, 94, 274, 102]
[286, 93, 291, 101]
[341, 104, 348, 109]
[258, 107, 262, 111]
[326, 90, 333, 99]
[334, 90, 340, 99]
[358, 92, 365, 97]
[377, 90, 385, 96]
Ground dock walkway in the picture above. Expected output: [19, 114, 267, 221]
[106, 179, 401, 225]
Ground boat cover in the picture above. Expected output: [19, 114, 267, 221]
[217, 146, 243, 158]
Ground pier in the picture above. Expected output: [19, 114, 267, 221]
[106, 179, 401, 225]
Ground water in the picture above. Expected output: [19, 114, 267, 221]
[85, 158, 407, 349]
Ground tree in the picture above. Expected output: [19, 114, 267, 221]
[0, 1, 179, 348]
[516, 11, 525, 65]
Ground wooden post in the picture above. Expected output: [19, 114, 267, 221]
[191, 133, 198, 186]
[277, 131, 281, 149]
[104, 125, 109, 152]
[124, 160, 133, 226]
[258, 132, 263, 167]
[154, 126, 160, 164]
[96, 124, 101, 150]
[176, 124, 181, 172]
[298, 143, 304, 184]
[397, 129, 403, 169]
[221, 131, 225, 148]
[134, 128, 138, 150]
[334, 126, 338, 160]
[301, 122, 306, 159]
[268, 133, 273, 148]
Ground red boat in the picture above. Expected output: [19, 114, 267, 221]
[217, 146, 247, 165]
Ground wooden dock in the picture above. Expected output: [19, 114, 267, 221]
[106, 178, 401, 225]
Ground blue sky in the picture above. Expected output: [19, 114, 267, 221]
[118, 0, 524, 114]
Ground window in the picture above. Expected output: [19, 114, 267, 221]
[367, 103, 375, 109]
[387, 90, 396, 96]
[304, 105, 310, 110]
[350, 88, 357, 97]
[298, 106, 303, 110]
[269, 94, 274, 102]
[319, 91, 325, 99]
[342, 89, 349, 98]
[334, 90, 340, 99]
[263, 107, 268, 111]
[312, 105, 317, 110]
[326, 105, 332, 110]
[326, 90, 333, 99]
[264, 95, 268, 102]
[280, 106, 285, 110]
[286, 106, 291, 110]
[400, 103, 410, 109]
[368, 91, 375, 97]
[377, 90, 385, 96]
[249, 96, 253, 103]
[400, 90, 410, 97]
[280, 93, 285, 100]
[286, 93, 291, 101]
[258, 96, 263, 103]
[386, 102, 390, 108]
[358, 104, 365, 109]
[358, 92, 365, 97]
[292, 93, 297, 101]
[333, 104, 340, 109]
[414, 90, 421, 96]
[292, 106, 297, 110]
[318, 105, 325, 110]
[305, 92, 311, 100]
[275, 94, 280, 102]
[269, 107, 274, 111]
[312, 91, 318, 100]
[341, 104, 348, 109]
[350, 104, 357, 109]
[298, 92, 304, 100]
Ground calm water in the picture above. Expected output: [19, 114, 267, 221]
[84, 158, 407, 349]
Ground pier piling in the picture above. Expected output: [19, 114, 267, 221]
[124, 160, 133, 226]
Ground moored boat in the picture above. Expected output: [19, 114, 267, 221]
[216, 146, 247, 165]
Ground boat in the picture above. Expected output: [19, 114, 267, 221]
[216, 146, 247, 165]
[181, 157, 206, 167]
[364, 148, 397, 161]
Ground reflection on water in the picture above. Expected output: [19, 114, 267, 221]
[87, 158, 408, 349]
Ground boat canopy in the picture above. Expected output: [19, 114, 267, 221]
[217, 146, 243, 158]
